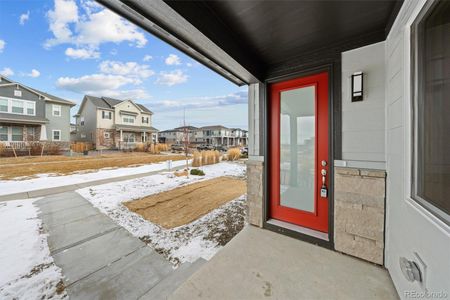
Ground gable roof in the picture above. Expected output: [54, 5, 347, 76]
[80, 95, 153, 114]
[0, 75, 75, 106]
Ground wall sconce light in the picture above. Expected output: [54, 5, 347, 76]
[351, 71, 364, 102]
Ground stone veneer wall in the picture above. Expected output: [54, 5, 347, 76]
[334, 167, 386, 265]
[247, 159, 264, 227]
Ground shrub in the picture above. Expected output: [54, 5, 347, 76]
[134, 143, 145, 152]
[192, 151, 202, 167]
[0, 143, 4, 156]
[30, 143, 43, 156]
[227, 148, 241, 161]
[46, 143, 62, 155]
[190, 168, 205, 176]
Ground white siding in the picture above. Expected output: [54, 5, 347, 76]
[385, 0, 450, 298]
[341, 42, 386, 169]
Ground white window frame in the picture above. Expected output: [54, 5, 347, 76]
[52, 129, 61, 141]
[80, 116, 85, 126]
[0, 126, 9, 141]
[80, 133, 87, 138]
[0, 96, 36, 116]
[52, 104, 62, 117]
[410, 0, 450, 226]
[102, 111, 112, 119]
[122, 115, 136, 124]
[14, 90, 22, 97]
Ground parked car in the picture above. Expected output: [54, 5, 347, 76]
[214, 145, 228, 152]
[197, 144, 214, 151]
[171, 144, 185, 152]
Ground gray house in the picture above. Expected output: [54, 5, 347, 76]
[74, 95, 158, 149]
[0, 76, 75, 147]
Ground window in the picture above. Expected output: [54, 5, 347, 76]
[123, 133, 135, 143]
[11, 126, 23, 141]
[27, 127, 35, 141]
[104, 132, 110, 139]
[52, 105, 61, 117]
[0, 97, 35, 115]
[11, 100, 23, 114]
[142, 116, 149, 124]
[102, 111, 112, 119]
[0, 99, 7, 112]
[123, 116, 135, 124]
[80, 116, 85, 126]
[412, 0, 450, 224]
[81, 133, 86, 138]
[52, 130, 61, 141]
[25, 102, 35, 115]
[0, 127, 7, 141]
[14, 90, 22, 97]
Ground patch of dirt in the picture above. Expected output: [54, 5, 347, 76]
[124, 177, 246, 229]
[0, 153, 184, 180]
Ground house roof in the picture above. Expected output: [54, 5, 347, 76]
[0, 76, 75, 106]
[200, 125, 229, 130]
[115, 124, 158, 132]
[81, 95, 153, 114]
[174, 125, 198, 131]
[0, 113, 48, 124]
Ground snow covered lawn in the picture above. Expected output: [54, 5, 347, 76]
[0, 199, 66, 299]
[0, 159, 187, 196]
[77, 162, 247, 265]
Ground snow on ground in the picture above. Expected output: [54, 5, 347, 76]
[0, 159, 187, 196]
[78, 162, 247, 265]
[0, 199, 66, 299]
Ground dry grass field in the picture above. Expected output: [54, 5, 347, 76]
[125, 176, 247, 229]
[0, 152, 185, 180]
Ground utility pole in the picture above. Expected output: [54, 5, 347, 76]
[183, 109, 189, 178]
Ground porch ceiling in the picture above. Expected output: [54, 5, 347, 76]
[99, 0, 402, 84]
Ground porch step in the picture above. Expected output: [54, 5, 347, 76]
[139, 258, 207, 300]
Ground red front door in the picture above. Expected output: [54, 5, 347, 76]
[269, 71, 329, 233]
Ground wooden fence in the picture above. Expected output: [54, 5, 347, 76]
[70, 142, 93, 153]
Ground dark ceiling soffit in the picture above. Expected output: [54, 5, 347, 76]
[96, 0, 258, 86]
[386, 0, 405, 36]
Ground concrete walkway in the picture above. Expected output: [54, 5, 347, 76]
[0, 164, 186, 201]
[36, 191, 204, 300]
[171, 226, 399, 300]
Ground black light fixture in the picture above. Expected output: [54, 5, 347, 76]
[351, 71, 364, 102]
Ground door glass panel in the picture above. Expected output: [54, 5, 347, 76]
[280, 86, 315, 212]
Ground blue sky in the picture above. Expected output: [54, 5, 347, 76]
[0, 0, 248, 130]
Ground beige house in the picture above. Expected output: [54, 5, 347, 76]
[74, 95, 158, 149]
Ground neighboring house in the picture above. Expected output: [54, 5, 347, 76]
[69, 123, 77, 141]
[159, 126, 197, 144]
[74, 95, 158, 149]
[158, 125, 248, 146]
[107, 0, 450, 298]
[0, 76, 75, 148]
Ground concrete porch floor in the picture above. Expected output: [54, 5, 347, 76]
[171, 225, 398, 300]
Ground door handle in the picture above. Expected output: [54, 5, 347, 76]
[321, 169, 327, 185]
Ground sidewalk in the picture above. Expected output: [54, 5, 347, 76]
[36, 191, 204, 299]
[0, 164, 187, 201]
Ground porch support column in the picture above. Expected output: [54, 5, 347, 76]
[247, 82, 265, 228]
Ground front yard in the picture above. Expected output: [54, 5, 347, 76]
[78, 162, 247, 265]
[0, 152, 185, 180]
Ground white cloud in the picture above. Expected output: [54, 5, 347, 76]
[27, 69, 41, 78]
[65, 47, 100, 59]
[95, 89, 150, 100]
[0, 40, 5, 53]
[19, 11, 30, 25]
[147, 91, 247, 112]
[45, 0, 79, 47]
[57, 74, 140, 93]
[99, 61, 154, 79]
[0, 67, 14, 77]
[155, 70, 187, 86]
[143, 55, 152, 62]
[45, 0, 147, 50]
[165, 54, 181, 65]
